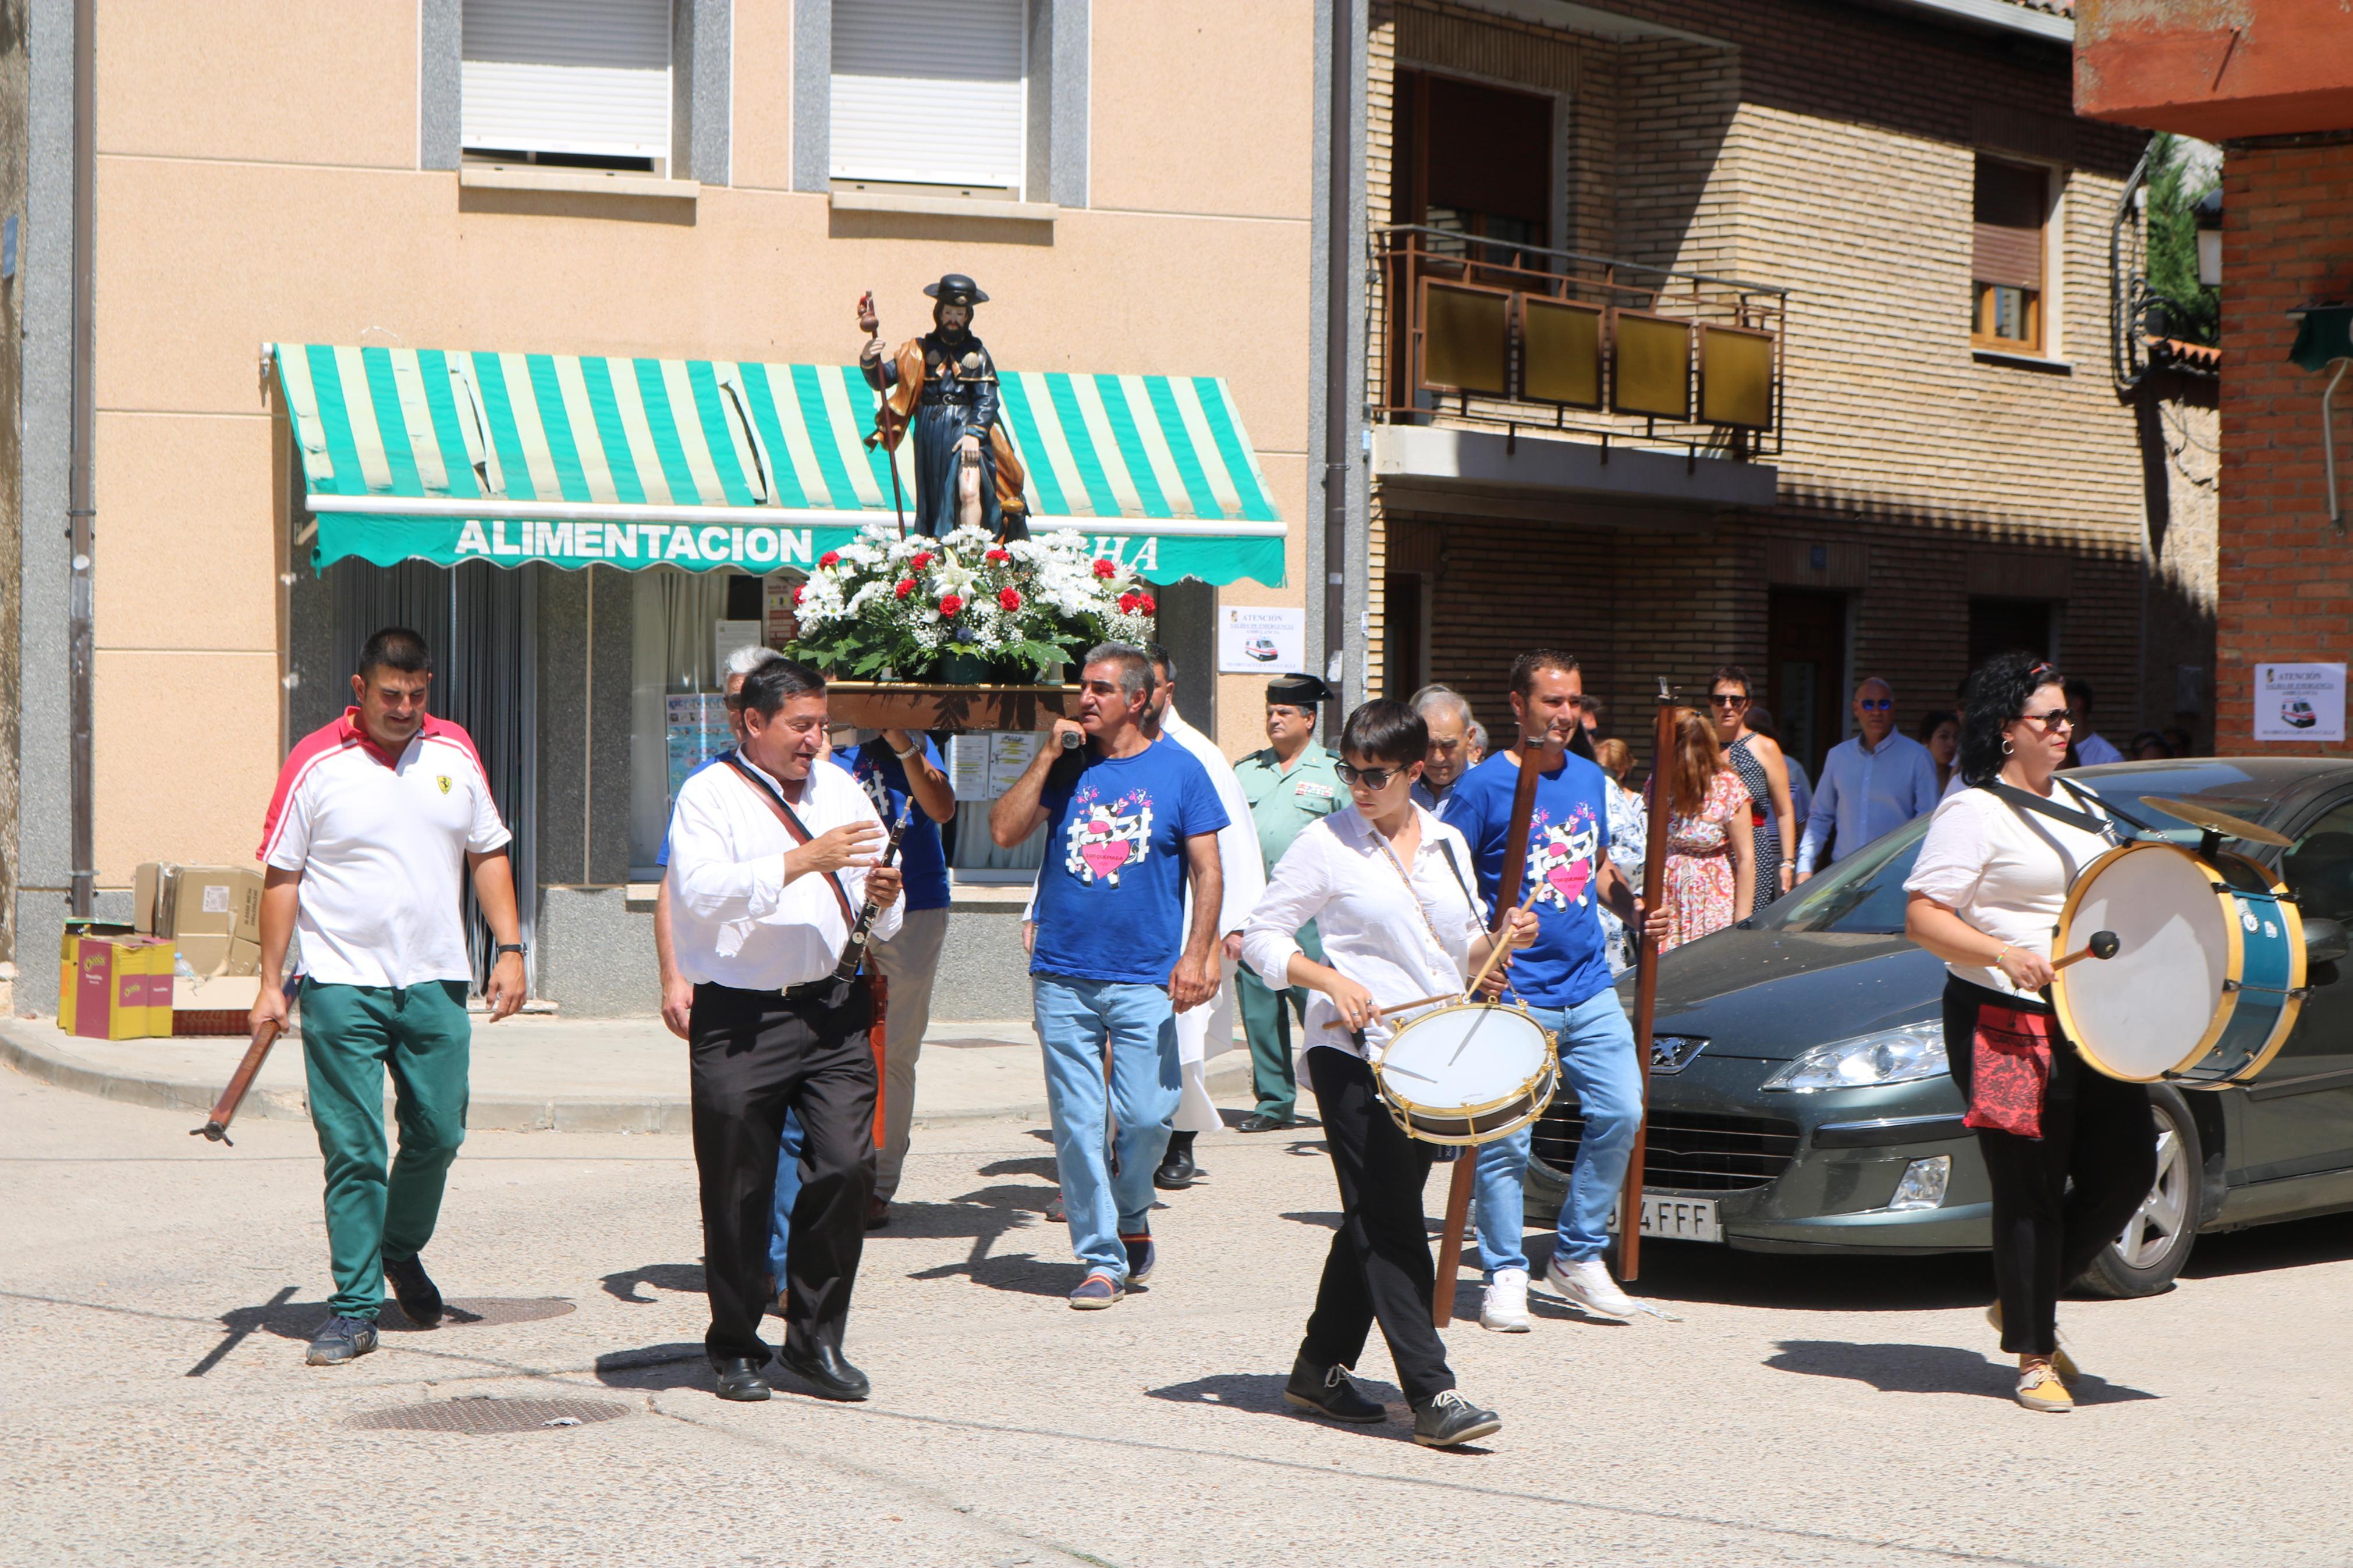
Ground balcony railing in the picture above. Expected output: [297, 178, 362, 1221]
[1372, 226, 1788, 460]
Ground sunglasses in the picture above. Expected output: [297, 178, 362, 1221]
[1708, 694, 1749, 709]
[1857, 699, 1893, 712]
[1336, 762, 1406, 790]
[2017, 709, 2073, 733]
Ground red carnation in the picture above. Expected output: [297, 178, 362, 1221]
[912, 551, 934, 570]
[1118, 592, 1140, 613]
[939, 593, 964, 617]
[1139, 595, 1157, 614]
[793, 584, 806, 606]
[1091, 558, 1118, 579]
[894, 577, 915, 599]
[985, 547, 1011, 563]
[818, 550, 840, 568]
[998, 586, 1023, 611]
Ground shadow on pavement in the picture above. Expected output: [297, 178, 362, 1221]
[1280, 1210, 1343, 1231]
[1493, 1233, 1994, 1314]
[601, 1263, 706, 1304]
[1145, 1373, 1441, 1447]
[2182, 1208, 2353, 1280]
[592, 1341, 709, 1391]
[210, 1295, 567, 1342]
[1765, 1339, 2159, 1405]
[975, 1155, 1060, 1182]
[905, 1249, 1077, 1298]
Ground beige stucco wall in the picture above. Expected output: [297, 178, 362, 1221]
[84, 2, 1314, 881]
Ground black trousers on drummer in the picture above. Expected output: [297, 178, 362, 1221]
[1301, 1046, 1456, 1405]
[1943, 976, 2155, 1357]
[690, 980, 878, 1365]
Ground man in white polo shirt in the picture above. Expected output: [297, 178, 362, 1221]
[251, 627, 526, 1367]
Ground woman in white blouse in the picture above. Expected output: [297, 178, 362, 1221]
[1242, 700, 1535, 1451]
[1902, 655, 2155, 1415]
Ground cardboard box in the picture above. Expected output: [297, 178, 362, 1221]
[164, 865, 264, 943]
[174, 933, 262, 979]
[59, 934, 173, 1039]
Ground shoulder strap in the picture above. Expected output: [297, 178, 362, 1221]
[723, 757, 859, 927]
[1435, 835, 1478, 913]
[1974, 778, 2118, 844]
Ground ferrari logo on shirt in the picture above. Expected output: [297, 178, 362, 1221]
[436, 775, 453, 795]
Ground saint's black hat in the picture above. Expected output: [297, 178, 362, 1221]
[1267, 673, 1334, 706]
[923, 273, 989, 305]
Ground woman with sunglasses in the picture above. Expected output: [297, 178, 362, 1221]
[1706, 666, 1795, 914]
[1241, 699, 1536, 1450]
[1901, 653, 2155, 1414]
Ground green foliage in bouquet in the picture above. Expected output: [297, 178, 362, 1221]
[786, 524, 1161, 683]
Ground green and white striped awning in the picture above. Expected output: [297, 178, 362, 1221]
[268, 343, 1287, 586]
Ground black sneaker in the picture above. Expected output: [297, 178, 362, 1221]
[383, 1254, 444, 1328]
[1411, 1389, 1502, 1448]
[1154, 1130, 1201, 1190]
[1283, 1356, 1386, 1424]
[305, 1313, 381, 1366]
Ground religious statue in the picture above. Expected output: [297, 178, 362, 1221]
[857, 273, 1028, 539]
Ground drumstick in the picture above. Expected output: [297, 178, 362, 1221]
[2052, 930, 2121, 972]
[1461, 881, 1545, 1000]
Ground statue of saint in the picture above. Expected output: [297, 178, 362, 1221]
[858, 274, 1027, 539]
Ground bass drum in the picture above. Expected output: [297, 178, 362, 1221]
[1372, 1001, 1556, 1146]
[2053, 840, 2305, 1088]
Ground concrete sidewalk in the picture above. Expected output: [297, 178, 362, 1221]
[0, 1010, 1254, 1133]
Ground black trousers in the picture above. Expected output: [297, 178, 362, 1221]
[689, 980, 878, 1364]
[1301, 1046, 1456, 1404]
[1943, 976, 2155, 1356]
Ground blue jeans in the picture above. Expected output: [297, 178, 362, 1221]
[764, 1111, 805, 1286]
[1034, 974, 1180, 1281]
[1473, 989, 1642, 1275]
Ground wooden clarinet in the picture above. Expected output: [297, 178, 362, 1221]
[831, 797, 915, 983]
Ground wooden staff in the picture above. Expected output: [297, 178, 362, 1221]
[1618, 678, 1677, 1281]
[1432, 740, 1543, 1327]
[190, 1014, 286, 1147]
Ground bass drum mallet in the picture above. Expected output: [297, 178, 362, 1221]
[2052, 930, 2121, 972]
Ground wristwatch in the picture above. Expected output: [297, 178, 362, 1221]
[892, 738, 921, 760]
[496, 943, 527, 958]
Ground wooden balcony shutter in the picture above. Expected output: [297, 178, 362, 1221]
[1972, 157, 2047, 290]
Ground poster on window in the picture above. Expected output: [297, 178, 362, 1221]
[666, 694, 730, 802]
[2253, 663, 2346, 742]
[1217, 606, 1305, 673]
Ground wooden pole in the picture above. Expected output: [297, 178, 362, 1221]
[190, 1017, 285, 1147]
[1432, 742, 1543, 1327]
[1619, 678, 1678, 1282]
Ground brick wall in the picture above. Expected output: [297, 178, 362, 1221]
[2214, 138, 2353, 755]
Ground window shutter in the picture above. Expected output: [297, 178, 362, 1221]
[832, 0, 1027, 192]
[462, 0, 672, 161]
[1972, 158, 2046, 290]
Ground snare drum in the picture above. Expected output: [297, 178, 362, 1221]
[1372, 1001, 1557, 1145]
[2053, 840, 2306, 1087]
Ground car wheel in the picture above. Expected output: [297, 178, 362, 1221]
[2074, 1087, 2201, 1299]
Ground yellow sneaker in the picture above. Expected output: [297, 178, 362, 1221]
[2015, 1360, 2074, 1413]
[1987, 1303, 2081, 1385]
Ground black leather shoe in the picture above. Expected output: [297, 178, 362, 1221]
[865, 1197, 891, 1230]
[776, 1341, 871, 1402]
[1154, 1130, 1200, 1190]
[383, 1254, 443, 1328]
[1237, 1112, 1296, 1134]
[1283, 1356, 1386, 1424]
[711, 1356, 772, 1402]
[305, 1313, 379, 1366]
[1411, 1389, 1502, 1448]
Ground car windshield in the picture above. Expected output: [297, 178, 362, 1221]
[1750, 765, 2295, 936]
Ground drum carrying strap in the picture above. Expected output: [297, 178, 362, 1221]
[1975, 778, 2124, 847]
[1371, 828, 1482, 996]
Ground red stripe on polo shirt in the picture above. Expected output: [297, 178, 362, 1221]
[257, 709, 500, 861]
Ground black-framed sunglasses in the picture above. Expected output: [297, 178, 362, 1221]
[2016, 709, 2074, 733]
[1336, 762, 1406, 790]
[1708, 693, 1749, 709]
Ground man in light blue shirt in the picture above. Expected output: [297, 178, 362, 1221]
[1794, 677, 1940, 879]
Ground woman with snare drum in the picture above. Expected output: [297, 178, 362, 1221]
[1241, 699, 1537, 1450]
[1902, 654, 2156, 1414]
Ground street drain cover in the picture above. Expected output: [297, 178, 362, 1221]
[347, 1396, 629, 1435]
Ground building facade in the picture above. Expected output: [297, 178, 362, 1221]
[0, 0, 1324, 1016]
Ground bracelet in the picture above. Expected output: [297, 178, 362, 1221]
[1994, 944, 2011, 969]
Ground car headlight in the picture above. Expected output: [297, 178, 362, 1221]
[1761, 1022, 1947, 1092]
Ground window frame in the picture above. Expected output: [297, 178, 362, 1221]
[1970, 154, 2057, 358]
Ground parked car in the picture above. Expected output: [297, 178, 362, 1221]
[1524, 758, 2353, 1296]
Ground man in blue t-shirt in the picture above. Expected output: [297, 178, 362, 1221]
[829, 727, 955, 1226]
[1440, 650, 1664, 1333]
[989, 642, 1226, 1309]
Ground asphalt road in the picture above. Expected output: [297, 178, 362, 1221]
[7, 1066, 2353, 1567]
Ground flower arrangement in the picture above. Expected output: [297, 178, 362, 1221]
[787, 523, 1159, 683]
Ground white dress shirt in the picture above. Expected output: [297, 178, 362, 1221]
[1795, 730, 1941, 873]
[666, 751, 902, 990]
[1164, 704, 1265, 934]
[1241, 803, 1488, 1064]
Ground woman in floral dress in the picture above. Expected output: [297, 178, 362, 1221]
[1660, 706, 1755, 952]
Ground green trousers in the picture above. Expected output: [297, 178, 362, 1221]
[300, 979, 471, 1320]
[1237, 925, 1321, 1119]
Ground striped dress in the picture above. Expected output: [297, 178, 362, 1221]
[1729, 733, 1782, 915]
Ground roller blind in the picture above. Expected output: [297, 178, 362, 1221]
[1972, 157, 2047, 291]
[832, 0, 1027, 192]
[462, 0, 672, 161]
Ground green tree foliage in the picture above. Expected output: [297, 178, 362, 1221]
[2146, 133, 2220, 346]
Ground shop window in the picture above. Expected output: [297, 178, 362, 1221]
[462, 0, 674, 172]
[832, 0, 1027, 197]
[629, 568, 795, 875]
[1393, 69, 1555, 265]
[1972, 156, 2050, 354]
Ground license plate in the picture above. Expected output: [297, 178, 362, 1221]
[1606, 1194, 1722, 1243]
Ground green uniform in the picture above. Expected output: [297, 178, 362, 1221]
[300, 979, 472, 1320]
[1233, 744, 1346, 1118]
